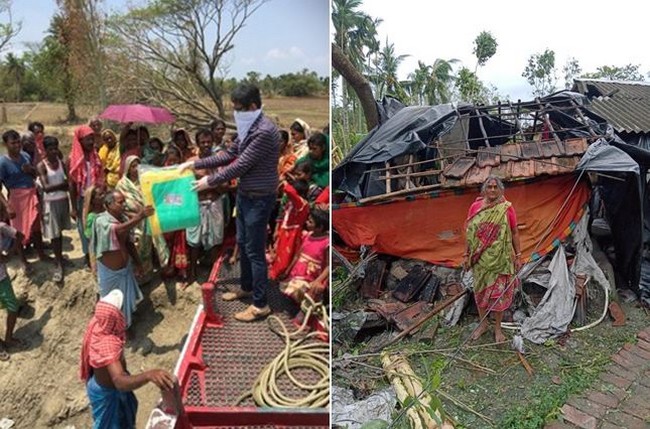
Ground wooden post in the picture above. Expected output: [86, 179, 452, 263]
[536, 98, 562, 145]
[475, 108, 491, 147]
[385, 161, 392, 194]
[406, 154, 414, 190]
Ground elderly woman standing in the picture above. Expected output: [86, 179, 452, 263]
[464, 176, 522, 343]
[115, 156, 169, 284]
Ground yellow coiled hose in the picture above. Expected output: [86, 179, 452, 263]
[236, 296, 330, 408]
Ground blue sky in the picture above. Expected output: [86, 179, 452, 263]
[5, 0, 329, 78]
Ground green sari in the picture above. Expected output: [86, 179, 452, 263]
[466, 199, 515, 295]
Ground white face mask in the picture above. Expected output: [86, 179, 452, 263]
[234, 108, 262, 142]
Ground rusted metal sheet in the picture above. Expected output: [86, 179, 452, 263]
[392, 301, 431, 332]
[520, 141, 541, 159]
[499, 143, 521, 162]
[476, 147, 501, 168]
[564, 138, 588, 155]
[443, 157, 476, 179]
[360, 259, 387, 299]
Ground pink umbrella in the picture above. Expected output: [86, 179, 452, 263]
[98, 104, 176, 124]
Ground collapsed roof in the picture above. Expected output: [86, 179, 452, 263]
[333, 93, 650, 301]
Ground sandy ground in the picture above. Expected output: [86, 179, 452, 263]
[0, 228, 203, 428]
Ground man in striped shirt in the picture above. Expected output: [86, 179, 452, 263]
[183, 84, 280, 322]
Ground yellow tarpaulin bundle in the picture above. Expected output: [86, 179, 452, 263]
[139, 165, 200, 235]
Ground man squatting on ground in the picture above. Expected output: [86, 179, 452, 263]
[181, 84, 280, 322]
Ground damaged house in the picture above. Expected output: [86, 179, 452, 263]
[332, 92, 650, 344]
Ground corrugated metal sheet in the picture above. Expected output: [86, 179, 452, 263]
[573, 79, 650, 133]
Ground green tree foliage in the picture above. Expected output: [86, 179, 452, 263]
[473, 30, 497, 72]
[582, 64, 645, 81]
[241, 69, 326, 97]
[522, 48, 557, 97]
[562, 57, 581, 89]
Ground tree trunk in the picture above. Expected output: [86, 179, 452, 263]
[332, 43, 378, 132]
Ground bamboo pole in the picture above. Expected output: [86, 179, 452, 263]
[381, 353, 454, 429]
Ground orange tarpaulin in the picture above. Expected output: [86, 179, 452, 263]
[333, 175, 591, 267]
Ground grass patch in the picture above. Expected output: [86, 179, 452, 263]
[499, 355, 608, 428]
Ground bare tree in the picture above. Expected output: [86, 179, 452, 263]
[0, 0, 21, 53]
[112, 0, 267, 126]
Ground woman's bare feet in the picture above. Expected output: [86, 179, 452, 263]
[494, 328, 507, 344]
[470, 321, 489, 341]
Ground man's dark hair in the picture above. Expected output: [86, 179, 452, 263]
[279, 130, 289, 144]
[43, 136, 59, 150]
[231, 84, 262, 109]
[210, 119, 226, 131]
[2, 130, 20, 143]
[27, 121, 44, 133]
[195, 128, 213, 143]
[307, 132, 327, 149]
[310, 206, 329, 231]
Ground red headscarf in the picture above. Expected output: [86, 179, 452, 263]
[69, 125, 104, 192]
[79, 301, 126, 381]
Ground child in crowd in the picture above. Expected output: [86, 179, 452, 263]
[82, 184, 106, 276]
[290, 159, 323, 202]
[280, 206, 329, 305]
[268, 179, 310, 280]
[37, 136, 72, 283]
[297, 132, 329, 189]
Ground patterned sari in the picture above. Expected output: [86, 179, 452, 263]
[466, 197, 517, 311]
[115, 156, 169, 282]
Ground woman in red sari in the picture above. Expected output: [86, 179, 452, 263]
[464, 176, 522, 343]
[268, 180, 310, 280]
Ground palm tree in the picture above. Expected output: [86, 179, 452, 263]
[424, 58, 458, 105]
[376, 40, 409, 102]
[407, 61, 431, 105]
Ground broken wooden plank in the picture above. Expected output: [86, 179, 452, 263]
[360, 259, 387, 299]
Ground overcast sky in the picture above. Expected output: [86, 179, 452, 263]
[359, 0, 650, 101]
[3, 0, 329, 78]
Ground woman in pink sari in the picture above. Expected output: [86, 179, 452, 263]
[464, 176, 522, 343]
